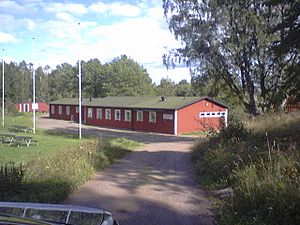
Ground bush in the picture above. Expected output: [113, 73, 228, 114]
[192, 112, 300, 225]
[0, 163, 25, 197]
[1, 138, 140, 203]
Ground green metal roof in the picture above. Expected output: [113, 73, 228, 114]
[50, 96, 228, 110]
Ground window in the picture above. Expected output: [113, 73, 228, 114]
[58, 106, 62, 115]
[125, 110, 131, 122]
[51, 105, 55, 114]
[66, 106, 70, 115]
[149, 111, 156, 123]
[96, 108, 102, 119]
[199, 111, 227, 118]
[105, 109, 111, 120]
[137, 110, 143, 122]
[88, 108, 93, 118]
[115, 109, 121, 121]
[76, 106, 79, 113]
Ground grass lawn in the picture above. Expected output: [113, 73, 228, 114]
[0, 113, 88, 165]
[1, 113, 141, 203]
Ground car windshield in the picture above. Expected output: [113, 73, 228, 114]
[0, 203, 105, 225]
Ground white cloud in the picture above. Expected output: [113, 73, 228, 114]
[45, 2, 88, 15]
[0, 0, 25, 14]
[89, 2, 141, 17]
[21, 18, 37, 31]
[0, 31, 17, 43]
[89, 16, 179, 63]
[55, 12, 75, 22]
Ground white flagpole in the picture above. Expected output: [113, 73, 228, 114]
[78, 22, 82, 139]
[32, 37, 36, 134]
[2, 49, 4, 127]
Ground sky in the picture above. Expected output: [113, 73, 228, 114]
[0, 0, 191, 84]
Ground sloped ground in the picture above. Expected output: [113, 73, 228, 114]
[37, 117, 214, 225]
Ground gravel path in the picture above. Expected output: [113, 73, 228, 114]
[37, 117, 214, 225]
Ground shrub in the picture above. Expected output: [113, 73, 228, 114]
[0, 163, 25, 198]
[1, 138, 140, 203]
[192, 112, 300, 225]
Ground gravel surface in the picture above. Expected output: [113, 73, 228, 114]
[37, 117, 215, 225]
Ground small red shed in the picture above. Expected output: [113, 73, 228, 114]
[16, 102, 49, 113]
[49, 96, 228, 135]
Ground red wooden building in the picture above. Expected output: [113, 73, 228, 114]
[49, 96, 228, 135]
[16, 102, 49, 113]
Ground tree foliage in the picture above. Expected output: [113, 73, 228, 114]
[0, 55, 158, 105]
[104, 55, 155, 96]
[163, 0, 300, 115]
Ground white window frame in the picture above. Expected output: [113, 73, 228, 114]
[149, 111, 156, 123]
[136, 110, 143, 122]
[125, 110, 132, 122]
[96, 108, 102, 119]
[51, 105, 55, 114]
[88, 108, 93, 118]
[115, 109, 121, 121]
[76, 106, 79, 113]
[66, 106, 70, 115]
[58, 106, 62, 115]
[105, 109, 111, 120]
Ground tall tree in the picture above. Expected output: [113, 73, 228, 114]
[175, 79, 193, 96]
[105, 55, 155, 96]
[82, 59, 108, 98]
[48, 63, 77, 100]
[163, 0, 299, 115]
[267, 0, 300, 101]
[156, 78, 176, 96]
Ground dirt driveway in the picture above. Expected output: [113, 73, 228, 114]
[37, 117, 214, 225]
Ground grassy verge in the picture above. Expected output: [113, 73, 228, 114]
[1, 137, 141, 203]
[0, 113, 141, 203]
[192, 112, 300, 225]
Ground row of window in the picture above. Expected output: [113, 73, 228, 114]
[51, 105, 157, 123]
[199, 111, 227, 118]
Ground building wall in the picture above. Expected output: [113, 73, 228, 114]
[177, 99, 227, 134]
[85, 107, 133, 130]
[49, 104, 78, 121]
[16, 102, 49, 113]
[84, 106, 175, 134]
[133, 109, 175, 134]
[49, 99, 227, 135]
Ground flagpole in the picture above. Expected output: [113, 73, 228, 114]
[32, 37, 36, 134]
[78, 22, 82, 139]
[2, 49, 4, 127]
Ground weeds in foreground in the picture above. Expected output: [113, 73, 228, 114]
[193, 112, 300, 225]
[0, 138, 140, 203]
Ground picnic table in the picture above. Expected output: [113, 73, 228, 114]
[10, 126, 33, 133]
[8, 136, 37, 147]
[0, 134, 15, 144]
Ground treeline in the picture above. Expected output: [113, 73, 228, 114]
[0, 55, 195, 104]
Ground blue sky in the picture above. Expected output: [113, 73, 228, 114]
[0, 0, 190, 84]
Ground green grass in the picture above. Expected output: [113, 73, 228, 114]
[0, 114, 88, 165]
[0, 113, 142, 203]
[192, 112, 300, 225]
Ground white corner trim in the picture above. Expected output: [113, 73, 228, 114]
[225, 108, 228, 127]
[174, 110, 178, 135]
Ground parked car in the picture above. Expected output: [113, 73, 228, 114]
[0, 202, 119, 225]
